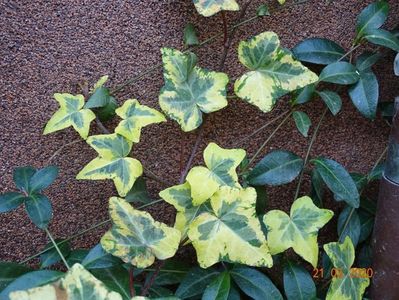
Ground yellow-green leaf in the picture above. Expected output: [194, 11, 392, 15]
[76, 134, 143, 197]
[10, 263, 123, 300]
[43, 93, 96, 139]
[193, 0, 239, 17]
[277, 0, 285, 4]
[92, 75, 109, 92]
[159, 182, 210, 240]
[263, 196, 333, 267]
[186, 142, 246, 205]
[324, 237, 370, 300]
[159, 48, 229, 132]
[234, 32, 318, 112]
[101, 197, 181, 268]
[188, 187, 273, 268]
[115, 99, 166, 143]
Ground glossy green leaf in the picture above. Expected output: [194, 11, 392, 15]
[85, 87, 114, 109]
[159, 48, 228, 132]
[356, 0, 389, 40]
[147, 260, 190, 286]
[312, 158, 360, 208]
[186, 142, 245, 205]
[292, 84, 316, 105]
[91, 75, 109, 93]
[254, 185, 267, 215]
[0, 262, 31, 292]
[355, 52, 381, 71]
[24, 194, 52, 229]
[310, 169, 325, 207]
[90, 265, 130, 300]
[230, 266, 283, 300]
[247, 150, 303, 186]
[351, 173, 367, 192]
[358, 209, 374, 243]
[317, 90, 342, 116]
[348, 71, 379, 119]
[202, 271, 230, 300]
[176, 267, 220, 299]
[98, 97, 118, 122]
[13, 167, 36, 192]
[0, 192, 25, 213]
[29, 166, 58, 193]
[82, 244, 121, 270]
[235, 31, 318, 112]
[115, 99, 166, 143]
[319, 62, 360, 85]
[293, 111, 311, 137]
[188, 187, 273, 268]
[256, 4, 270, 16]
[363, 28, 399, 51]
[183, 23, 199, 46]
[66, 249, 89, 266]
[324, 237, 370, 300]
[43, 93, 96, 139]
[101, 197, 181, 268]
[283, 260, 316, 300]
[125, 177, 151, 204]
[40, 239, 71, 268]
[360, 197, 377, 216]
[192, 0, 239, 17]
[292, 38, 346, 65]
[357, 243, 372, 268]
[76, 133, 143, 197]
[338, 206, 361, 247]
[368, 162, 384, 181]
[263, 196, 333, 267]
[394, 53, 399, 76]
[159, 182, 209, 240]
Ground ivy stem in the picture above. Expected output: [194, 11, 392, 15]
[141, 261, 165, 296]
[20, 199, 164, 264]
[46, 139, 82, 164]
[293, 107, 328, 200]
[241, 111, 293, 173]
[129, 266, 135, 297]
[44, 228, 70, 270]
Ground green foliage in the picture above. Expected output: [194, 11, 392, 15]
[40, 239, 71, 268]
[0, 262, 32, 292]
[183, 23, 199, 46]
[293, 111, 311, 137]
[192, 0, 239, 17]
[292, 38, 346, 65]
[317, 90, 342, 116]
[319, 62, 360, 85]
[283, 260, 317, 300]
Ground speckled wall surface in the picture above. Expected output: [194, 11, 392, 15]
[1, 0, 398, 262]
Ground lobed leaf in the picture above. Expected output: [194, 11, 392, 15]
[43, 93, 96, 139]
[101, 197, 181, 268]
[76, 134, 143, 197]
[235, 32, 318, 112]
[263, 196, 333, 267]
[192, 0, 239, 17]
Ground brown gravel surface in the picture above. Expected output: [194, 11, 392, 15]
[1, 0, 398, 265]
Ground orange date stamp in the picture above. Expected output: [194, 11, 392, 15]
[312, 267, 374, 279]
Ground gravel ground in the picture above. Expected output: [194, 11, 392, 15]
[1, 0, 398, 264]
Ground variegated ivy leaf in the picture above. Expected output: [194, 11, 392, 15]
[43, 93, 96, 139]
[159, 48, 229, 132]
[159, 182, 209, 240]
[115, 99, 166, 143]
[92, 75, 109, 92]
[234, 32, 319, 112]
[101, 197, 181, 268]
[186, 142, 246, 205]
[324, 237, 370, 300]
[188, 186, 273, 268]
[10, 263, 123, 300]
[263, 196, 333, 267]
[193, 0, 239, 17]
[76, 134, 143, 197]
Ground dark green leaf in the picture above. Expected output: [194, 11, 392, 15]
[356, 0, 389, 39]
[91, 265, 131, 300]
[0, 270, 63, 299]
[292, 38, 345, 65]
[310, 169, 324, 207]
[96, 96, 117, 122]
[350, 173, 367, 192]
[317, 90, 342, 116]
[319, 62, 360, 85]
[394, 53, 399, 76]
[227, 286, 241, 300]
[311, 157, 360, 207]
[183, 23, 199, 46]
[150, 260, 190, 286]
[40, 239, 71, 268]
[248, 150, 303, 186]
[338, 206, 361, 246]
[125, 177, 151, 204]
[13, 166, 35, 193]
[176, 267, 220, 299]
[148, 286, 174, 298]
[231, 266, 283, 300]
[379, 101, 394, 122]
[349, 71, 379, 119]
[0, 192, 25, 213]
[29, 166, 58, 193]
[82, 244, 121, 269]
[254, 186, 267, 215]
[360, 197, 377, 215]
[357, 243, 372, 268]
[202, 271, 231, 300]
[368, 162, 384, 181]
[292, 84, 315, 105]
[358, 209, 374, 243]
[24, 194, 52, 229]
[283, 260, 316, 300]
[0, 262, 31, 292]
[256, 4, 270, 16]
[355, 52, 381, 71]
[363, 28, 399, 52]
[293, 111, 311, 137]
[85, 87, 113, 109]
[322, 252, 333, 280]
[66, 249, 89, 266]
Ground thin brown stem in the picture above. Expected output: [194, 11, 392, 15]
[129, 266, 135, 297]
[96, 118, 110, 134]
[46, 139, 82, 164]
[141, 261, 165, 296]
[143, 167, 173, 186]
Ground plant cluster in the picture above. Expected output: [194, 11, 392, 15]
[0, 1, 398, 300]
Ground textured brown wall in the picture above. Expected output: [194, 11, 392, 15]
[1, 0, 398, 262]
